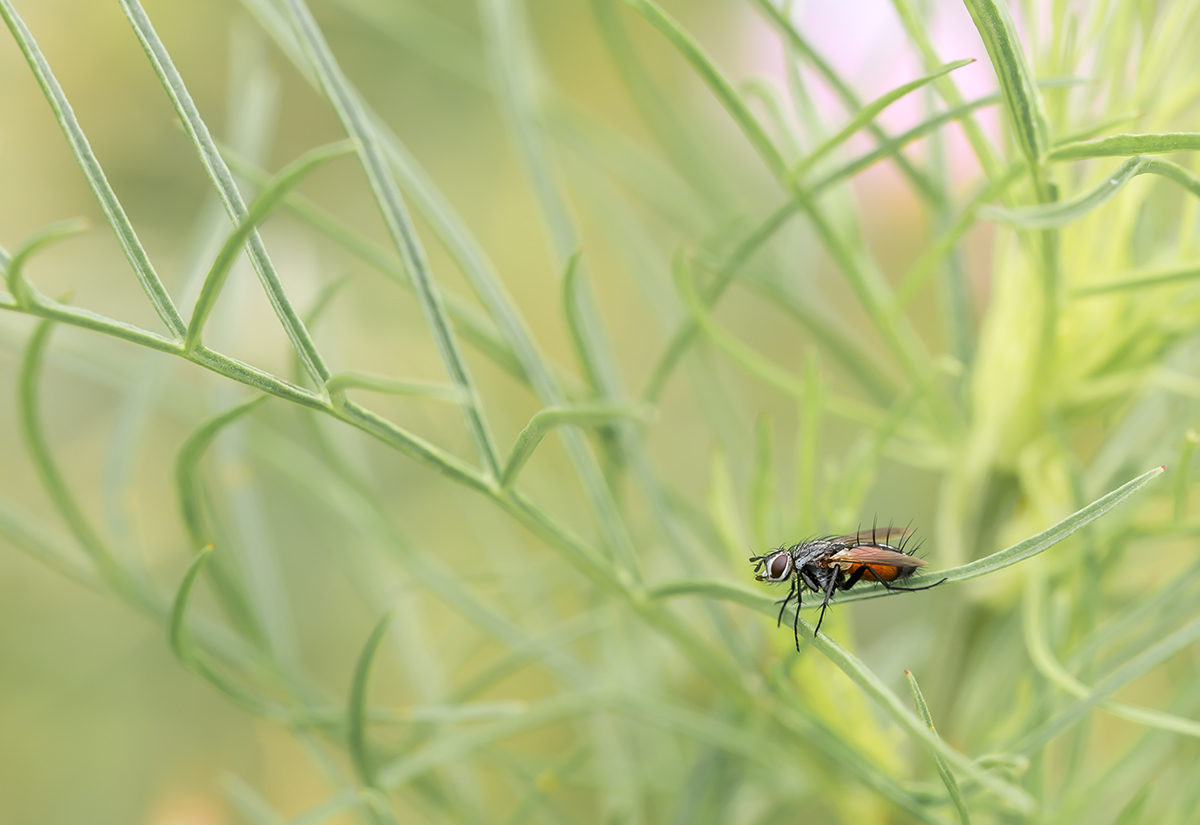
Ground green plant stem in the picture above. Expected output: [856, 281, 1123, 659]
[285, 0, 501, 478]
[119, 0, 330, 383]
[0, 0, 187, 338]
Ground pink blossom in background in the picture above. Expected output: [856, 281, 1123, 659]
[741, 0, 1005, 196]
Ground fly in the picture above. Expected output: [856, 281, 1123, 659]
[748, 526, 946, 650]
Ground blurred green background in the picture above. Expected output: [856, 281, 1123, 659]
[3, 0, 1200, 823]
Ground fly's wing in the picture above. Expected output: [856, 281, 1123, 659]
[832, 527, 913, 548]
[829, 545, 927, 569]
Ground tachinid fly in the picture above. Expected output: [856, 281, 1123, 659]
[748, 527, 946, 650]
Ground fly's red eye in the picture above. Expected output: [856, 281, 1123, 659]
[769, 554, 790, 579]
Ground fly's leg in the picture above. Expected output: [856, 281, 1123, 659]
[879, 576, 948, 593]
[799, 568, 821, 593]
[792, 585, 803, 652]
[839, 566, 868, 590]
[775, 579, 796, 628]
[814, 571, 839, 636]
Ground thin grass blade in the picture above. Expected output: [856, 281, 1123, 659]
[3, 218, 90, 308]
[906, 670, 971, 825]
[349, 612, 393, 787]
[325, 372, 470, 406]
[1073, 264, 1200, 297]
[962, 0, 1049, 169]
[185, 141, 355, 352]
[794, 58, 975, 177]
[500, 403, 653, 490]
[1049, 132, 1200, 161]
[0, 0, 187, 337]
[981, 156, 1200, 229]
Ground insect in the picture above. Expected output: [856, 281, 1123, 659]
[748, 526, 946, 649]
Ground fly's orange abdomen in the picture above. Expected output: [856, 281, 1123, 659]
[844, 563, 904, 582]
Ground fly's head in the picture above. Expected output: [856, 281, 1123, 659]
[749, 549, 793, 582]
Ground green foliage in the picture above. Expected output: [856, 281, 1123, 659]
[2, 0, 1200, 822]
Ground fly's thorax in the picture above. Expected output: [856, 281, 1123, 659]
[789, 538, 839, 566]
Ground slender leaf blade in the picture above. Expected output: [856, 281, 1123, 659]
[981, 157, 1200, 228]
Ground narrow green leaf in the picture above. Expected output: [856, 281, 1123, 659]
[1023, 570, 1200, 739]
[617, 0, 788, 180]
[168, 546, 214, 665]
[165, 546, 285, 718]
[1072, 264, 1200, 298]
[889, 465, 1162, 592]
[888, 0, 1005, 179]
[1014, 612, 1200, 754]
[652, 466, 1163, 606]
[894, 114, 1141, 309]
[794, 58, 974, 177]
[807, 83, 1095, 195]
[641, 201, 798, 404]
[118, 0, 328, 378]
[981, 156, 1200, 229]
[0, 0, 187, 338]
[741, 76, 803, 159]
[173, 395, 270, 642]
[893, 161, 1026, 309]
[962, 0, 1050, 168]
[906, 670, 971, 825]
[185, 140, 355, 352]
[499, 403, 653, 490]
[349, 612, 393, 787]
[325, 372, 469, 406]
[176, 396, 270, 552]
[224, 150, 537, 387]
[561, 251, 602, 396]
[3, 218, 90, 308]
[285, 0, 502, 478]
[1, 293, 183, 355]
[751, 0, 944, 203]
[739, 276, 902, 405]
[18, 317, 119, 579]
[1049, 132, 1200, 161]
[671, 249, 889, 428]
